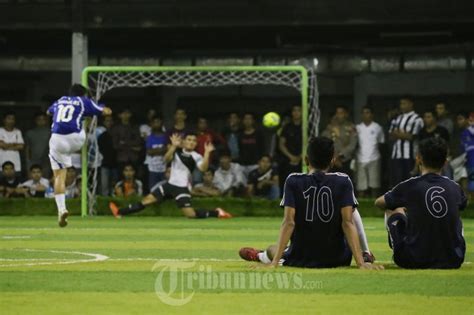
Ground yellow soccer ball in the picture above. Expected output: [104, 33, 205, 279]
[262, 112, 281, 128]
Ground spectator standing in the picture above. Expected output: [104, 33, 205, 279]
[213, 153, 246, 196]
[111, 108, 142, 171]
[19, 164, 50, 198]
[192, 170, 222, 197]
[450, 111, 470, 185]
[98, 115, 118, 196]
[165, 108, 189, 141]
[418, 110, 450, 142]
[140, 109, 160, 139]
[355, 106, 385, 197]
[145, 116, 167, 189]
[222, 113, 241, 161]
[278, 105, 302, 189]
[238, 113, 264, 176]
[247, 155, 280, 200]
[114, 164, 143, 197]
[322, 106, 357, 178]
[388, 97, 424, 187]
[25, 112, 51, 175]
[435, 102, 454, 136]
[0, 112, 24, 176]
[460, 112, 474, 200]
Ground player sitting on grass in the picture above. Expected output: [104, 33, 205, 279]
[375, 137, 466, 269]
[240, 137, 381, 269]
[47, 84, 112, 227]
[109, 133, 232, 219]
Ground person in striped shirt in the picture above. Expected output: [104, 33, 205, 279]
[388, 97, 424, 188]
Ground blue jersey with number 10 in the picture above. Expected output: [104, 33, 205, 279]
[47, 96, 103, 135]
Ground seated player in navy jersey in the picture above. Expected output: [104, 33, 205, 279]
[375, 138, 467, 269]
[239, 137, 382, 269]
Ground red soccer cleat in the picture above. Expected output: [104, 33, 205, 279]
[363, 251, 376, 263]
[215, 207, 233, 219]
[239, 247, 262, 262]
[109, 202, 122, 219]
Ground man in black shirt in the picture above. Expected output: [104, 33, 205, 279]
[238, 113, 264, 176]
[278, 105, 302, 190]
[247, 155, 279, 200]
[0, 161, 25, 197]
[375, 138, 466, 269]
[418, 110, 449, 142]
[98, 115, 118, 196]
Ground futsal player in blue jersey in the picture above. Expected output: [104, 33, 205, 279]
[47, 84, 112, 227]
[239, 137, 382, 270]
[375, 137, 466, 269]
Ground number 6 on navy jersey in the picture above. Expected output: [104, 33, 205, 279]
[303, 186, 335, 223]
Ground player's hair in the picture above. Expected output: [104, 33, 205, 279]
[456, 111, 469, 119]
[307, 137, 334, 170]
[362, 106, 374, 113]
[69, 84, 89, 97]
[1, 161, 14, 170]
[29, 164, 42, 172]
[418, 137, 448, 170]
[3, 111, 15, 119]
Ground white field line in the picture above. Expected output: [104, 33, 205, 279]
[0, 249, 109, 267]
[2, 236, 31, 239]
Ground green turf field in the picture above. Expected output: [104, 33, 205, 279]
[1, 216, 473, 314]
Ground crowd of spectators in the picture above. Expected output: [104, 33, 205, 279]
[0, 97, 473, 202]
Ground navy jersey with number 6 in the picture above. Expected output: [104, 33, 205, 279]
[280, 171, 358, 268]
[384, 173, 466, 268]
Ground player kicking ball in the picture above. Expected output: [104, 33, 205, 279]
[109, 133, 232, 219]
[240, 137, 382, 269]
[375, 138, 466, 269]
[47, 84, 112, 227]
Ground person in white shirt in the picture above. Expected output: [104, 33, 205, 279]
[356, 106, 385, 197]
[0, 111, 24, 175]
[213, 153, 247, 196]
[19, 164, 50, 198]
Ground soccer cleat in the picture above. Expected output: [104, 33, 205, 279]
[363, 251, 376, 263]
[239, 247, 262, 262]
[58, 210, 69, 228]
[215, 207, 233, 219]
[109, 202, 122, 218]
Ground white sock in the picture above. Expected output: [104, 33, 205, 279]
[257, 251, 272, 264]
[54, 194, 67, 213]
[353, 208, 370, 252]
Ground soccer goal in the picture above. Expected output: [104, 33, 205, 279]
[80, 65, 319, 216]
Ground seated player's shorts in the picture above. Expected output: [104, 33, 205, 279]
[151, 182, 192, 208]
[280, 246, 352, 268]
[49, 131, 86, 170]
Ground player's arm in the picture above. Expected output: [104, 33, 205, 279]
[164, 134, 181, 163]
[198, 142, 215, 172]
[341, 206, 381, 270]
[374, 196, 387, 209]
[270, 206, 296, 267]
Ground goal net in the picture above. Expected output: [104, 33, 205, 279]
[81, 65, 319, 216]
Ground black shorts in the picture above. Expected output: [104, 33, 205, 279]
[151, 182, 192, 208]
[280, 246, 352, 268]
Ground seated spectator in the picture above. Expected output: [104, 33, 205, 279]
[192, 170, 222, 197]
[0, 161, 26, 197]
[19, 164, 50, 198]
[114, 164, 143, 197]
[65, 167, 80, 199]
[247, 155, 280, 200]
[0, 111, 24, 177]
[145, 116, 167, 189]
[213, 153, 246, 196]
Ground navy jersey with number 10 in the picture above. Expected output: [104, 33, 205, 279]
[47, 96, 104, 135]
[280, 171, 358, 268]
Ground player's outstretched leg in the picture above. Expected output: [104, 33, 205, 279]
[239, 245, 275, 263]
[353, 208, 375, 263]
[109, 194, 157, 218]
[384, 207, 407, 250]
[52, 169, 69, 227]
[181, 207, 233, 219]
